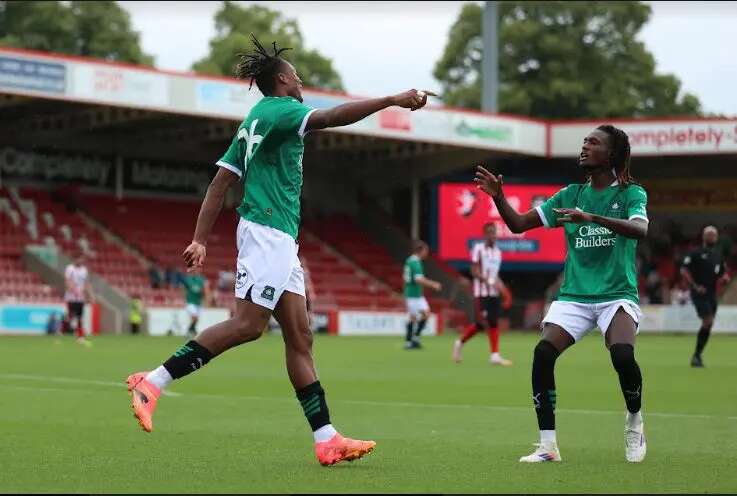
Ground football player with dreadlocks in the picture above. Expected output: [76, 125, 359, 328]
[475, 125, 650, 464]
[125, 34, 435, 466]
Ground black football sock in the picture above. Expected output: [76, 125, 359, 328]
[162, 340, 212, 379]
[610, 344, 643, 414]
[531, 340, 560, 430]
[296, 381, 331, 432]
[188, 320, 197, 334]
[414, 318, 427, 338]
[694, 325, 711, 357]
[405, 321, 415, 342]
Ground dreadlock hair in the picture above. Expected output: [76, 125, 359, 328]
[597, 124, 635, 187]
[234, 34, 292, 95]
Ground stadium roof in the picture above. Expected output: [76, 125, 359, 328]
[1, 46, 736, 158]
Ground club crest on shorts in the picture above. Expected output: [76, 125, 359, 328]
[235, 270, 248, 289]
[261, 285, 275, 301]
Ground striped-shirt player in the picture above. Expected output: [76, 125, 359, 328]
[452, 223, 513, 366]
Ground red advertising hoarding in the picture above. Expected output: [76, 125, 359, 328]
[438, 183, 566, 264]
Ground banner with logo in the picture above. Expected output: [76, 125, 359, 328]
[337, 310, 438, 336]
[551, 119, 737, 157]
[70, 63, 168, 109]
[147, 307, 230, 336]
[437, 183, 566, 264]
[0, 54, 66, 94]
[0, 303, 97, 335]
[0, 147, 114, 187]
[639, 304, 737, 334]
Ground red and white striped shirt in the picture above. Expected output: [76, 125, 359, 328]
[64, 264, 88, 303]
[470, 242, 502, 297]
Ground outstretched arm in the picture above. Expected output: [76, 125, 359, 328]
[474, 165, 542, 234]
[182, 167, 239, 272]
[305, 89, 435, 132]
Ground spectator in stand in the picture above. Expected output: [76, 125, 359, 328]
[670, 277, 691, 306]
[165, 266, 184, 289]
[148, 263, 163, 289]
[130, 295, 144, 335]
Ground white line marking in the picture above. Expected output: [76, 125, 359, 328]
[0, 374, 733, 421]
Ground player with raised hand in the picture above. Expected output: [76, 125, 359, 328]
[125, 34, 434, 467]
[475, 125, 650, 464]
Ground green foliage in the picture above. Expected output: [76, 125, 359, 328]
[192, 1, 343, 91]
[434, 2, 702, 118]
[0, 1, 153, 65]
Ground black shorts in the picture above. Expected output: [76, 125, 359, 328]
[474, 296, 501, 327]
[67, 301, 84, 319]
[692, 293, 718, 319]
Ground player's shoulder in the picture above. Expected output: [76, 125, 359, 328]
[622, 182, 647, 198]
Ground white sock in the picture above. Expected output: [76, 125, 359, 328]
[145, 366, 173, 390]
[491, 352, 501, 360]
[540, 430, 557, 446]
[313, 424, 338, 443]
[626, 411, 643, 429]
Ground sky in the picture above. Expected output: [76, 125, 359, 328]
[119, 1, 737, 116]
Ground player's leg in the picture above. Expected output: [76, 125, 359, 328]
[186, 304, 200, 336]
[127, 294, 271, 432]
[453, 298, 484, 362]
[691, 297, 715, 367]
[413, 305, 429, 347]
[487, 297, 512, 366]
[604, 307, 646, 463]
[520, 301, 592, 463]
[275, 288, 375, 465]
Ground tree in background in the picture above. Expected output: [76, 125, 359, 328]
[0, 1, 153, 65]
[192, 1, 343, 91]
[433, 2, 701, 118]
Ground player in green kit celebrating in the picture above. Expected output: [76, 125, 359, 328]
[475, 125, 649, 464]
[181, 273, 207, 336]
[125, 34, 434, 466]
[403, 240, 442, 349]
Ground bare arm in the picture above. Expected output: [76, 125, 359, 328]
[680, 264, 706, 294]
[182, 167, 239, 271]
[416, 275, 442, 292]
[470, 261, 482, 280]
[475, 165, 542, 233]
[306, 89, 434, 132]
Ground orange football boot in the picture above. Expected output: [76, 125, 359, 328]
[315, 433, 376, 466]
[126, 372, 161, 433]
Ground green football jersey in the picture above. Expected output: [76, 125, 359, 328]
[217, 96, 315, 239]
[537, 181, 648, 304]
[403, 255, 425, 298]
[182, 274, 206, 306]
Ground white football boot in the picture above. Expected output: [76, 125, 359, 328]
[624, 412, 647, 463]
[519, 442, 562, 463]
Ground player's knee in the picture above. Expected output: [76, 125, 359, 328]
[609, 343, 635, 371]
[232, 319, 264, 343]
[533, 340, 559, 367]
[286, 326, 313, 355]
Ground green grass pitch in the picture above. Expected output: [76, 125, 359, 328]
[1, 332, 735, 494]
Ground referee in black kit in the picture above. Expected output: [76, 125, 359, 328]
[680, 226, 731, 368]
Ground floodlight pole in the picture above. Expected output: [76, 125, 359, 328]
[482, 1, 499, 113]
[411, 176, 420, 241]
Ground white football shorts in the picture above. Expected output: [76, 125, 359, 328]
[234, 218, 305, 311]
[406, 297, 430, 319]
[185, 304, 201, 318]
[541, 299, 642, 342]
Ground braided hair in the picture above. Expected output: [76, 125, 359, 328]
[234, 34, 292, 95]
[597, 124, 635, 187]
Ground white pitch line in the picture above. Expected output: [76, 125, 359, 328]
[0, 373, 733, 421]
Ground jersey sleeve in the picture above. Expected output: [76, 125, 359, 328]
[412, 260, 424, 281]
[216, 133, 244, 180]
[626, 185, 649, 222]
[276, 98, 317, 138]
[535, 186, 572, 228]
